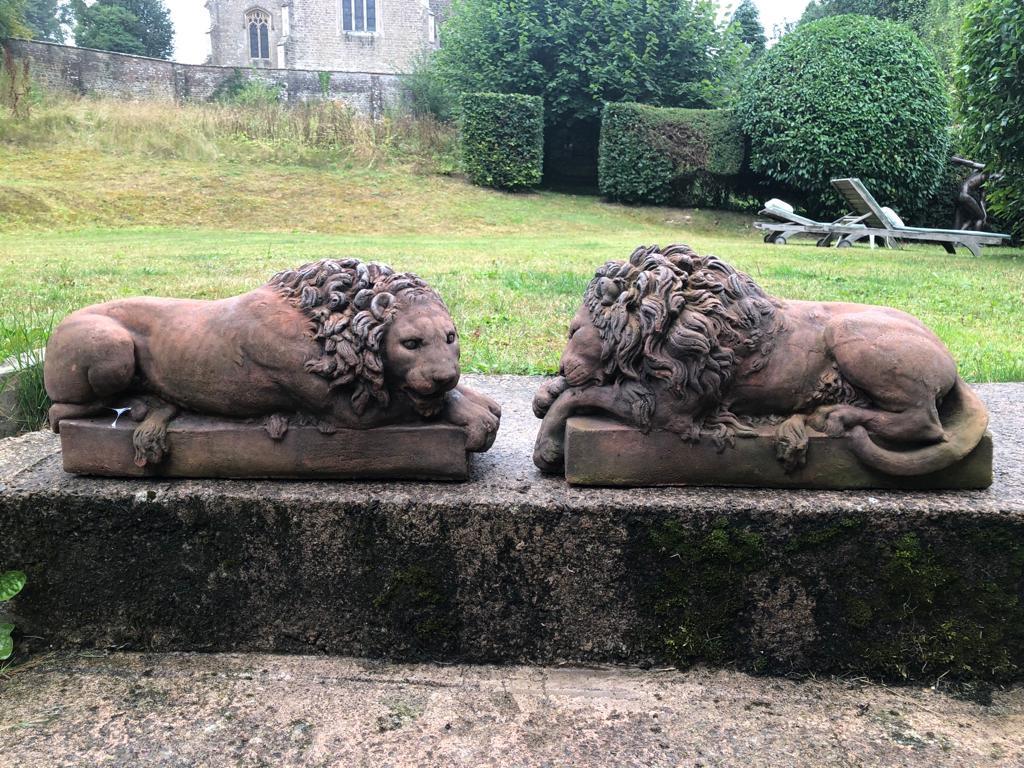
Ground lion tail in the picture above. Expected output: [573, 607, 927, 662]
[847, 379, 989, 477]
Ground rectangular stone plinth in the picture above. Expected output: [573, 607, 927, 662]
[2, 378, 1022, 683]
[564, 417, 993, 490]
[59, 415, 468, 481]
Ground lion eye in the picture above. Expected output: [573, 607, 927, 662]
[401, 339, 421, 350]
[446, 332, 456, 344]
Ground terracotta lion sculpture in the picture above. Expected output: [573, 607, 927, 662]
[45, 259, 500, 466]
[533, 244, 988, 477]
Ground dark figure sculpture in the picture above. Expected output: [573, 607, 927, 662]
[533, 244, 988, 478]
[952, 156, 1001, 231]
[45, 259, 501, 467]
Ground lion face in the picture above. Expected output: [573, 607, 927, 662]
[383, 300, 461, 416]
[560, 305, 604, 387]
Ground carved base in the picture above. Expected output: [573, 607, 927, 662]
[564, 417, 993, 490]
[58, 415, 469, 481]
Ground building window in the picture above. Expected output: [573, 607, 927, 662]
[246, 9, 271, 59]
[428, 11, 436, 43]
[342, 0, 376, 33]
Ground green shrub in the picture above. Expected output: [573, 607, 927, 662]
[737, 15, 950, 217]
[599, 102, 744, 207]
[459, 92, 542, 190]
[401, 51, 454, 123]
[956, 0, 1024, 240]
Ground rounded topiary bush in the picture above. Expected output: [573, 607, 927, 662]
[737, 14, 950, 217]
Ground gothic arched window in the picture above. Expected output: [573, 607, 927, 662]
[342, 0, 377, 33]
[246, 9, 271, 60]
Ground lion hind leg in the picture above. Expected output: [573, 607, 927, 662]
[264, 413, 290, 440]
[813, 403, 946, 445]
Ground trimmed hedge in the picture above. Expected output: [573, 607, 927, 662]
[459, 93, 543, 190]
[737, 15, 950, 218]
[598, 102, 744, 206]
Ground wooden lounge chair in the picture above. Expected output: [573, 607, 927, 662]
[828, 177, 1010, 257]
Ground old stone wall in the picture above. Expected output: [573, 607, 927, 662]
[2, 39, 402, 116]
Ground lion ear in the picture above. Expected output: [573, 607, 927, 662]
[370, 292, 395, 320]
[598, 277, 620, 306]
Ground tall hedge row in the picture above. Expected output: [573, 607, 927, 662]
[737, 15, 950, 218]
[459, 92, 543, 190]
[598, 103, 744, 206]
[956, 0, 1024, 239]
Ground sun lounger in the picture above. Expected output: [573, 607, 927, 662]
[755, 198, 870, 246]
[828, 177, 1010, 257]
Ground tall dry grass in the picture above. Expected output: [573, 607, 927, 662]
[0, 87, 457, 170]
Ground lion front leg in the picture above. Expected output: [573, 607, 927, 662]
[774, 413, 810, 473]
[443, 386, 501, 452]
[131, 397, 178, 467]
[533, 384, 651, 473]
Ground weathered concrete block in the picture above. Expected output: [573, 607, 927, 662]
[564, 417, 993, 490]
[1, 377, 1022, 682]
[59, 415, 468, 481]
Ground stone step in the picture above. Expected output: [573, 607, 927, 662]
[4, 652, 1023, 767]
[1, 376, 1022, 682]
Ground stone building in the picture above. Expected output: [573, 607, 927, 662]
[206, 0, 451, 73]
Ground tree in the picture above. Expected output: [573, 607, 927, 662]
[799, 0, 927, 24]
[731, 0, 765, 57]
[436, 0, 739, 179]
[738, 15, 950, 218]
[0, 0, 29, 39]
[24, 0, 73, 42]
[956, 0, 1024, 238]
[74, 0, 173, 59]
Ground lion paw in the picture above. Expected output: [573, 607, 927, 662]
[133, 422, 168, 467]
[264, 413, 290, 440]
[447, 390, 500, 452]
[532, 377, 568, 419]
[775, 415, 809, 473]
[533, 434, 565, 473]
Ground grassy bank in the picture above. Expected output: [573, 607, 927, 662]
[0, 98, 1022, 380]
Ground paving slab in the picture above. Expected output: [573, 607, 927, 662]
[2, 652, 1022, 768]
[1, 377, 1022, 680]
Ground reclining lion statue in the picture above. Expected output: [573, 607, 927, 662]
[533, 243, 988, 477]
[45, 259, 501, 466]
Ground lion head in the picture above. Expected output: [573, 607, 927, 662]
[269, 259, 460, 417]
[561, 244, 781, 412]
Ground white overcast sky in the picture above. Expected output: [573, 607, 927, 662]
[165, 0, 811, 64]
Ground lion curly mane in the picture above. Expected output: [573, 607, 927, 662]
[585, 244, 781, 408]
[269, 259, 445, 415]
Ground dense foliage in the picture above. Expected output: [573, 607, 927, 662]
[24, 0, 72, 42]
[459, 92, 543, 190]
[731, 0, 765, 58]
[598, 102, 744, 207]
[956, 0, 1024, 239]
[0, 0, 29, 39]
[800, 0, 965, 77]
[436, 0, 743, 178]
[74, 0, 173, 59]
[737, 15, 950, 218]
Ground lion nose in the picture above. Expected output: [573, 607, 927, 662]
[434, 370, 460, 391]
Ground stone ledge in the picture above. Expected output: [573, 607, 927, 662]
[1, 377, 1022, 681]
[4, 652, 1023, 768]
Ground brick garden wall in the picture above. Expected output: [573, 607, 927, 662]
[2, 38, 403, 117]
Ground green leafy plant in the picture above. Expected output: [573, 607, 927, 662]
[0, 570, 27, 661]
[459, 92, 543, 190]
[956, 0, 1024, 240]
[737, 14, 950, 218]
[401, 51, 454, 122]
[318, 71, 331, 98]
[599, 102, 745, 207]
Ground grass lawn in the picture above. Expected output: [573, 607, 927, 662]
[1, 100, 1023, 381]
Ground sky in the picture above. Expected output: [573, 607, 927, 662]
[166, 0, 812, 65]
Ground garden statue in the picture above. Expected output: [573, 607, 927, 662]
[952, 156, 1001, 232]
[533, 244, 991, 488]
[44, 259, 501, 479]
